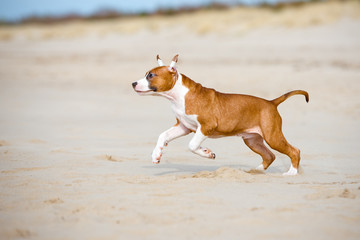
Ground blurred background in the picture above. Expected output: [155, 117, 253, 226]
[1, 0, 313, 23]
[1, 0, 360, 239]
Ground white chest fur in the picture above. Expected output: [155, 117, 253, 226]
[159, 73, 199, 131]
[171, 102, 198, 131]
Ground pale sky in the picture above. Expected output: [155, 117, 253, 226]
[0, 0, 301, 22]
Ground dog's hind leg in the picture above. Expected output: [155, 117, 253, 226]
[265, 132, 300, 176]
[262, 121, 300, 175]
[243, 133, 275, 171]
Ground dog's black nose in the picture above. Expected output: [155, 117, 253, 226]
[132, 82, 137, 88]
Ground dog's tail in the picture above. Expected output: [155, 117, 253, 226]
[271, 90, 309, 106]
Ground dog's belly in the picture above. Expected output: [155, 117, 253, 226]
[208, 126, 263, 139]
[237, 126, 263, 139]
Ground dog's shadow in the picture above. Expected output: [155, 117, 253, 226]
[143, 162, 256, 176]
[143, 161, 287, 176]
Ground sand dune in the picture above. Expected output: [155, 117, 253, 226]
[0, 0, 360, 239]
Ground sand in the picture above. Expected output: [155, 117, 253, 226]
[0, 1, 360, 239]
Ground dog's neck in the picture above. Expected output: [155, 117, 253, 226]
[158, 73, 189, 106]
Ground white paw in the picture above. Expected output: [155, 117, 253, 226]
[201, 147, 216, 159]
[151, 147, 163, 164]
[283, 166, 298, 176]
[255, 164, 265, 171]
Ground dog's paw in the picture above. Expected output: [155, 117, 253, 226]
[255, 164, 265, 171]
[152, 147, 162, 164]
[201, 148, 216, 159]
[283, 166, 298, 176]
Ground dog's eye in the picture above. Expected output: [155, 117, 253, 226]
[147, 73, 155, 80]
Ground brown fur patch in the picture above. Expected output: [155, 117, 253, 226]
[181, 74, 276, 137]
[148, 66, 177, 92]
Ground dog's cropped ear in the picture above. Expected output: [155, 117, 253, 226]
[157, 55, 164, 66]
[169, 54, 179, 72]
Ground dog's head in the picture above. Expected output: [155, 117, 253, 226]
[132, 54, 179, 95]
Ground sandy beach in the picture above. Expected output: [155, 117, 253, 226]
[0, 1, 360, 239]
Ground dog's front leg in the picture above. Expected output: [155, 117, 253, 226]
[188, 129, 216, 159]
[152, 123, 190, 164]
